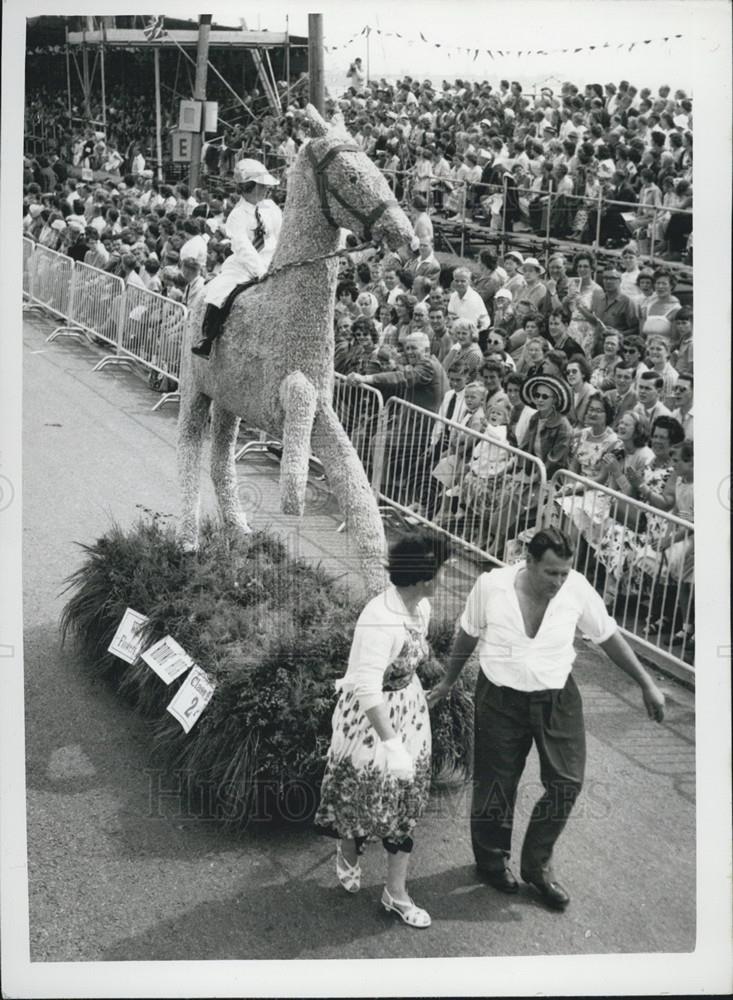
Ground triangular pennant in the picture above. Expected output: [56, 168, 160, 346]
[420, 32, 427, 42]
[487, 50, 494, 58]
[629, 42, 636, 51]
[517, 50, 522, 56]
[589, 45, 595, 50]
[644, 39, 651, 44]
[498, 49, 503, 55]
[473, 49, 479, 60]
[574, 47, 582, 52]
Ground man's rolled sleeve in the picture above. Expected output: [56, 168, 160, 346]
[577, 578, 618, 645]
[459, 574, 490, 638]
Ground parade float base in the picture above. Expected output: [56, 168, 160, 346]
[60, 516, 475, 831]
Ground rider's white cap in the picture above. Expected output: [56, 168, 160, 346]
[233, 158, 279, 186]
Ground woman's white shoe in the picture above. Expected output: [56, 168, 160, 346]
[381, 886, 431, 927]
[336, 841, 361, 893]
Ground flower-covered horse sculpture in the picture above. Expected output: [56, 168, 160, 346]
[177, 105, 415, 595]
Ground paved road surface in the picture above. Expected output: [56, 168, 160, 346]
[21, 313, 695, 963]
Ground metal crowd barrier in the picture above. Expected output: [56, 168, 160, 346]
[98, 283, 188, 381]
[541, 469, 694, 680]
[22, 237, 34, 300]
[370, 397, 548, 567]
[24, 245, 75, 321]
[22, 241, 188, 405]
[333, 373, 385, 476]
[47, 261, 125, 348]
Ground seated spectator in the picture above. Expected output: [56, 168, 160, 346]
[447, 267, 490, 343]
[458, 397, 514, 548]
[555, 394, 619, 545]
[442, 318, 483, 379]
[427, 305, 453, 362]
[590, 329, 623, 390]
[541, 348, 569, 380]
[546, 306, 585, 359]
[605, 362, 639, 425]
[491, 288, 514, 337]
[640, 267, 681, 327]
[670, 305, 693, 375]
[504, 372, 536, 447]
[662, 179, 692, 260]
[501, 251, 526, 299]
[335, 280, 360, 323]
[516, 335, 550, 379]
[513, 257, 549, 319]
[634, 370, 672, 424]
[565, 353, 598, 428]
[334, 316, 378, 375]
[646, 337, 679, 405]
[596, 415, 685, 606]
[477, 359, 510, 409]
[433, 380, 487, 525]
[670, 371, 693, 440]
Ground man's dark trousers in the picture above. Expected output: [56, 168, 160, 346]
[471, 670, 586, 878]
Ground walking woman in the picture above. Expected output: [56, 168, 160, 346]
[315, 530, 452, 928]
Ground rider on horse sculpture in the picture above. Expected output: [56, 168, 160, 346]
[192, 158, 283, 358]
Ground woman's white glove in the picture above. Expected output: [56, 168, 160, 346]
[381, 737, 415, 781]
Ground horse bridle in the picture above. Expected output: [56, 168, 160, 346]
[305, 140, 399, 240]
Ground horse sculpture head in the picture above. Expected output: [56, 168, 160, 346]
[302, 104, 414, 251]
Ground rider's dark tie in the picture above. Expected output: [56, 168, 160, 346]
[252, 206, 265, 251]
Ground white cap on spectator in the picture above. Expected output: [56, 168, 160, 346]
[495, 288, 513, 301]
[29, 204, 43, 218]
[51, 219, 66, 231]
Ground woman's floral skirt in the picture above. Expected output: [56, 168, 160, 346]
[315, 676, 431, 844]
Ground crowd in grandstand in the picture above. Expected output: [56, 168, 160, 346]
[22, 70, 694, 651]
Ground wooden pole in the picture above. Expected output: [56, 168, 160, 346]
[285, 14, 291, 102]
[308, 13, 324, 114]
[65, 24, 73, 122]
[100, 23, 108, 134]
[154, 47, 164, 182]
[190, 14, 212, 190]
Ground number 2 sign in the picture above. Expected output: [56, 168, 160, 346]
[166, 666, 215, 734]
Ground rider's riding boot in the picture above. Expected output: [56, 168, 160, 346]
[192, 305, 224, 358]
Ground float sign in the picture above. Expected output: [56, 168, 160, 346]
[108, 608, 149, 664]
[167, 666, 215, 734]
[141, 635, 193, 684]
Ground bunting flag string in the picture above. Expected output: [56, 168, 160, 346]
[321, 24, 686, 57]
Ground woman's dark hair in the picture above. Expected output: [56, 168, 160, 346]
[650, 415, 685, 446]
[652, 267, 677, 290]
[504, 371, 525, 391]
[543, 349, 568, 376]
[394, 293, 417, 321]
[549, 305, 570, 325]
[351, 316, 378, 344]
[527, 527, 574, 562]
[572, 250, 595, 272]
[387, 529, 452, 587]
[567, 353, 591, 381]
[336, 280, 358, 302]
[356, 262, 372, 285]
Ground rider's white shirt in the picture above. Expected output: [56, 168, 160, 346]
[204, 196, 283, 307]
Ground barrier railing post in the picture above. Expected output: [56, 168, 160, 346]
[501, 173, 508, 257]
[594, 187, 603, 261]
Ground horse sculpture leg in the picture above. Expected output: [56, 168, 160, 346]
[177, 389, 212, 551]
[210, 402, 252, 536]
[313, 403, 388, 597]
[279, 372, 318, 516]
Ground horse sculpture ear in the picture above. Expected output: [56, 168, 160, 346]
[303, 104, 330, 138]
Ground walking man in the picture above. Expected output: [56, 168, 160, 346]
[428, 528, 665, 910]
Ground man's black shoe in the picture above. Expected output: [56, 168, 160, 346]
[191, 339, 213, 358]
[521, 872, 570, 910]
[476, 866, 519, 894]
